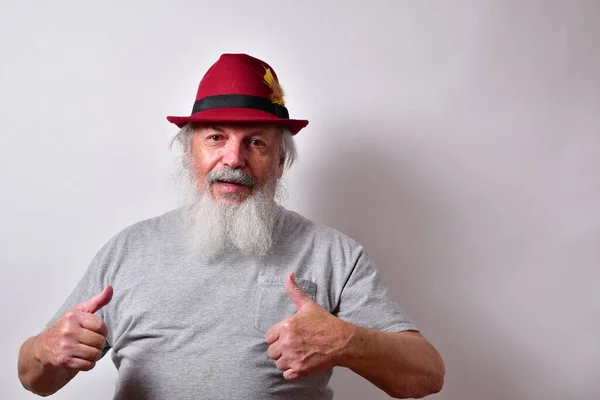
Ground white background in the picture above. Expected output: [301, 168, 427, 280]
[2, 1, 599, 399]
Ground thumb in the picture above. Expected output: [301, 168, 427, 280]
[286, 272, 313, 311]
[76, 285, 113, 314]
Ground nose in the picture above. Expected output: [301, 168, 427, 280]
[221, 137, 246, 169]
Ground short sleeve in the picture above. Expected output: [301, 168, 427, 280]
[46, 246, 113, 356]
[334, 249, 418, 333]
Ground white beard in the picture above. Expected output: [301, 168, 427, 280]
[178, 163, 285, 260]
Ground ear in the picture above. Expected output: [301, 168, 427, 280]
[183, 140, 193, 165]
[182, 126, 196, 168]
[279, 150, 285, 167]
[275, 148, 285, 178]
[185, 123, 199, 154]
[276, 129, 286, 177]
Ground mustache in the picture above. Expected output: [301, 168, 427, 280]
[206, 168, 257, 188]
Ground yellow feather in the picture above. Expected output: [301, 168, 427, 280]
[263, 67, 285, 106]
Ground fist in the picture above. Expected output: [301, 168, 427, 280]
[265, 273, 353, 380]
[36, 286, 113, 372]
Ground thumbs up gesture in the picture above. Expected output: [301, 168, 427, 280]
[265, 273, 354, 380]
[35, 286, 113, 372]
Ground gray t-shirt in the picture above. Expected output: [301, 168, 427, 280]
[50, 207, 417, 399]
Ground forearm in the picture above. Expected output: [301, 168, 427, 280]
[18, 335, 77, 396]
[339, 326, 445, 399]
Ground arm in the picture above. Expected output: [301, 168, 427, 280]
[266, 273, 444, 399]
[342, 328, 444, 398]
[18, 336, 79, 396]
[18, 286, 113, 396]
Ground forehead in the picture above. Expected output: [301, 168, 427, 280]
[195, 123, 279, 137]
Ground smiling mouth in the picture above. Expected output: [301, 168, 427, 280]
[215, 180, 246, 186]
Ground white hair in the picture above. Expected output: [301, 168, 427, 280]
[175, 151, 286, 260]
[171, 123, 297, 170]
[183, 175, 282, 259]
[171, 122, 292, 259]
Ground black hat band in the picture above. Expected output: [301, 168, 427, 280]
[192, 94, 289, 119]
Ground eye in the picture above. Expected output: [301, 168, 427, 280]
[207, 134, 223, 142]
[249, 139, 266, 147]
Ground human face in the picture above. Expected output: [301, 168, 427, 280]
[189, 124, 284, 204]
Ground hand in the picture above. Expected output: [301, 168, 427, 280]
[35, 286, 113, 372]
[265, 273, 354, 380]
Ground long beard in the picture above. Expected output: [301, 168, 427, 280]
[178, 162, 285, 260]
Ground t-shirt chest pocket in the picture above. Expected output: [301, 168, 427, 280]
[253, 275, 317, 334]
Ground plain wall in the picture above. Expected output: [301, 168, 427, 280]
[1, 1, 599, 399]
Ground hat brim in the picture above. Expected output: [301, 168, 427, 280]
[166, 108, 308, 135]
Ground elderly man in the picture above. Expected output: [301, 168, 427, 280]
[18, 54, 444, 399]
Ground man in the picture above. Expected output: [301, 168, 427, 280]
[18, 54, 444, 399]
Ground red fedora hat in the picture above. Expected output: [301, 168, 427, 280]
[167, 54, 309, 135]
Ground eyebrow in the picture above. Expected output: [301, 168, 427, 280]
[247, 129, 269, 136]
[206, 125, 270, 137]
[207, 125, 225, 133]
